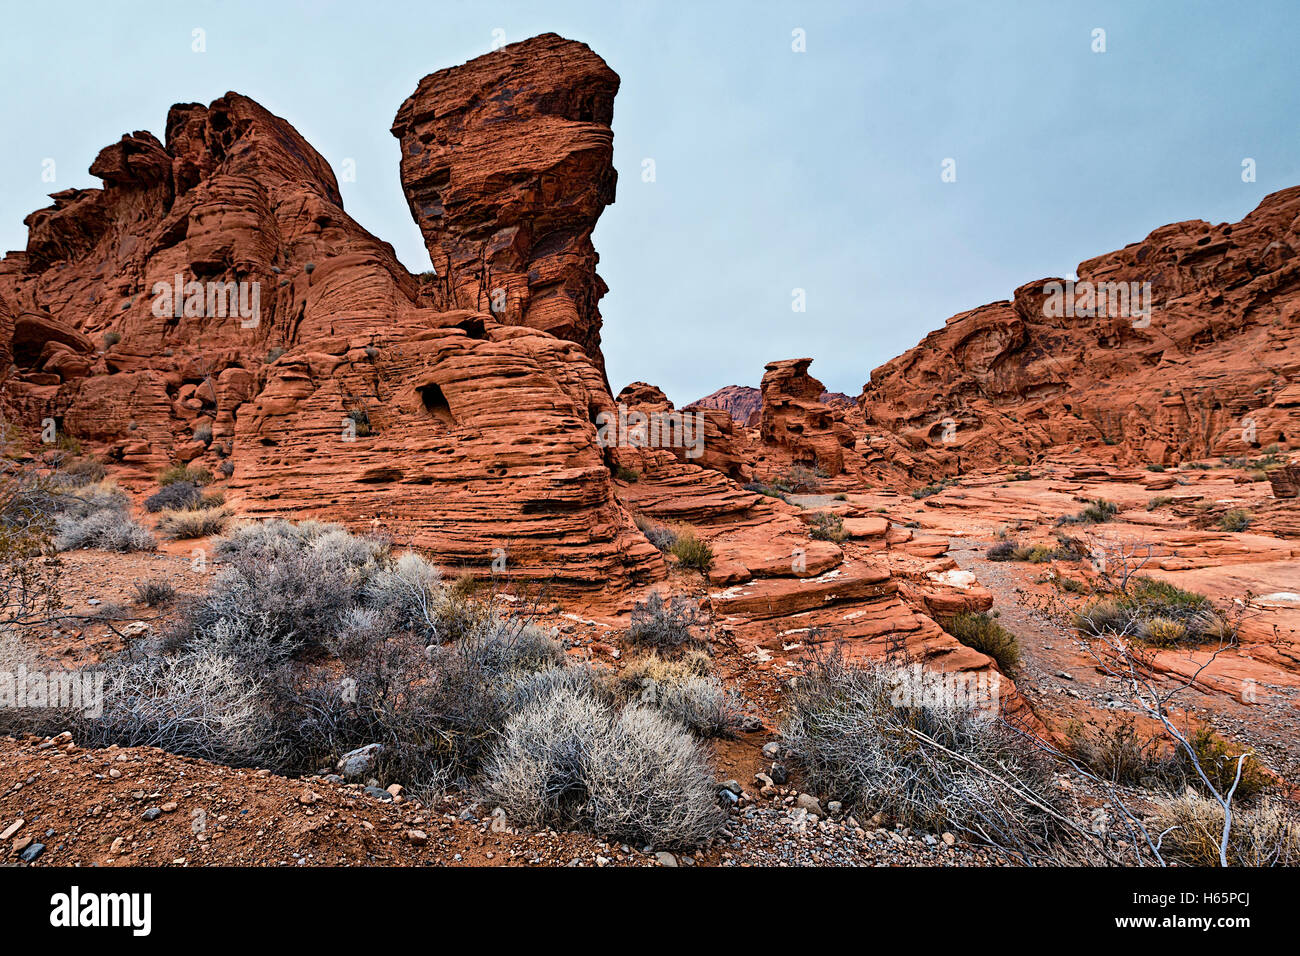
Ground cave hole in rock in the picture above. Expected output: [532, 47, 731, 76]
[418, 382, 456, 426]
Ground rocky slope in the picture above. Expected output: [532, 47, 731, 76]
[859, 187, 1300, 479]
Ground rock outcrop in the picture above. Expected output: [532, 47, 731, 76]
[391, 33, 618, 379]
[759, 359, 858, 477]
[860, 187, 1300, 478]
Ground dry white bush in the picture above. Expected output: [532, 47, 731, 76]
[1151, 790, 1299, 867]
[81, 648, 264, 761]
[55, 507, 155, 552]
[480, 681, 723, 848]
[781, 648, 1061, 849]
[633, 674, 740, 738]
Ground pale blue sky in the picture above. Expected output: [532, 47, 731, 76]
[2, 1, 1296, 403]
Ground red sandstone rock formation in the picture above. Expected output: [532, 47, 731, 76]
[759, 358, 858, 476]
[614, 381, 751, 481]
[391, 33, 618, 379]
[860, 187, 1300, 479]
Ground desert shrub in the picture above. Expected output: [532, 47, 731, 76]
[612, 465, 640, 483]
[50, 457, 107, 488]
[1059, 498, 1119, 525]
[1151, 791, 1298, 866]
[76, 649, 265, 763]
[193, 423, 213, 444]
[1074, 577, 1233, 647]
[346, 404, 372, 437]
[781, 647, 1060, 843]
[910, 481, 950, 499]
[988, 538, 1067, 563]
[449, 570, 478, 599]
[808, 512, 847, 543]
[102, 331, 122, 348]
[479, 680, 724, 847]
[669, 528, 713, 571]
[253, 620, 568, 789]
[616, 651, 739, 739]
[178, 550, 359, 656]
[1065, 714, 1174, 787]
[1054, 574, 1088, 594]
[1146, 463, 1166, 472]
[145, 481, 201, 513]
[1139, 616, 1188, 647]
[1218, 508, 1252, 532]
[213, 518, 344, 561]
[1147, 496, 1176, 510]
[744, 480, 788, 500]
[778, 464, 826, 493]
[158, 463, 213, 487]
[54, 498, 155, 553]
[942, 611, 1020, 673]
[634, 513, 677, 553]
[987, 539, 1019, 561]
[362, 550, 442, 631]
[1180, 727, 1271, 801]
[132, 578, 176, 607]
[625, 591, 702, 653]
[156, 505, 232, 540]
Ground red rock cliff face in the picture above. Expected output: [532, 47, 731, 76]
[860, 187, 1300, 477]
[391, 33, 619, 380]
[0, 92, 416, 471]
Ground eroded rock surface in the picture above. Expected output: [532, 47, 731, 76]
[860, 187, 1300, 478]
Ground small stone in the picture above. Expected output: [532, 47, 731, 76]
[405, 829, 428, 845]
[761, 742, 781, 758]
[942, 832, 956, 846]
[364, 786, 394, 802]
[654, 851, 678, 867]
[0, 819, 23, 841]
[298, 789, 321, 805]
[19, 842, 44, 863]
[141, 807, 162, 821]
[160, 801, 178, 813]
[795, 793, 824, 816]
[336, 743, 382, 780]
[827, 800, 843, 815]
[110, 837, 125, 855]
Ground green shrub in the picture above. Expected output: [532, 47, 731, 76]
[669, 528, 713, 571]
[1218, 508, 1252, 532]
[612, 465, 640, 483]
[942, 611, 1020, 673]
[808, 512, 847, 543]
[1059, 498, 1119, 525]
[156, 506, 232, 540]
[158, 464, 213, 487]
